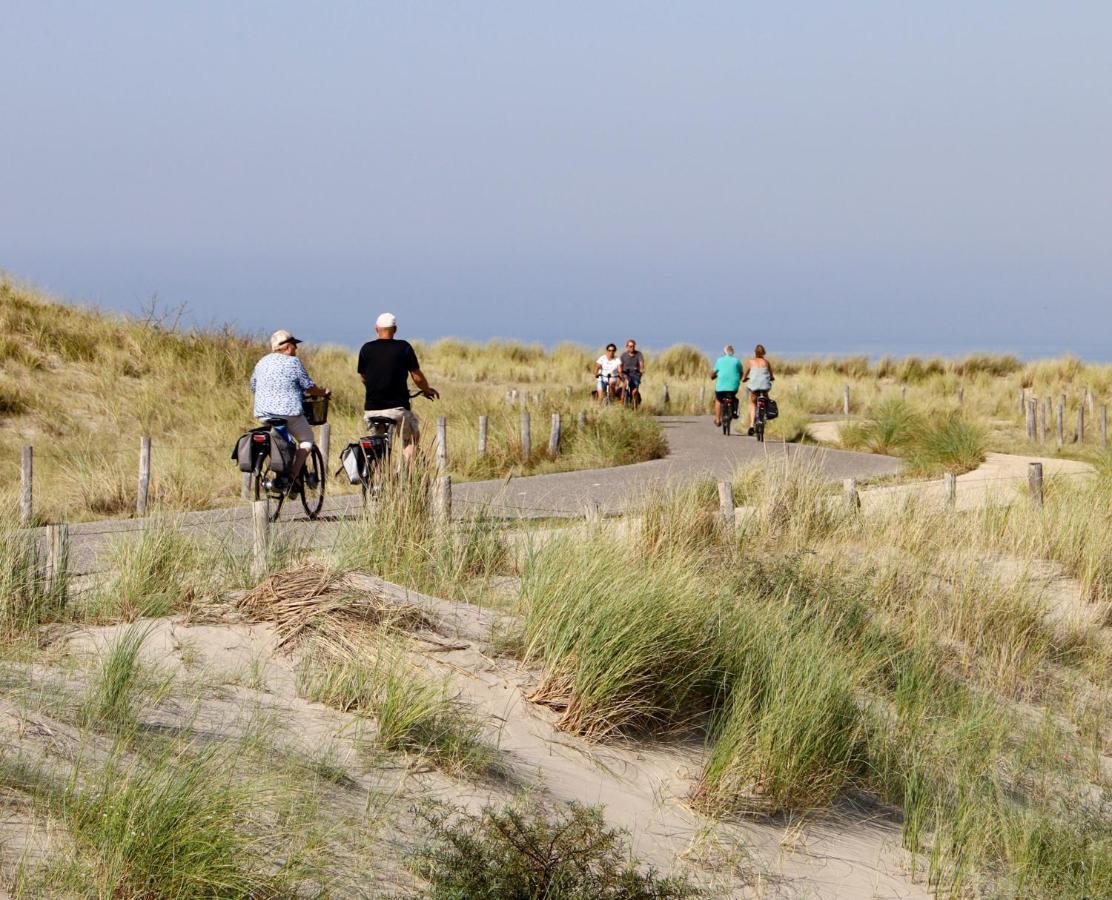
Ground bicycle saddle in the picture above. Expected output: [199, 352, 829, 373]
[262, 417, 288, 426]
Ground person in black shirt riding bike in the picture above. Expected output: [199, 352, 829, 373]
[356, 313, 439, 463]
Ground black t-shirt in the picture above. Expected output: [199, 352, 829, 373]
[620, 350, 644, 374]
[356, 339, 420, 410]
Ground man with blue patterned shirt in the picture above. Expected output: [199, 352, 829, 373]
[251, 329, 330, 484]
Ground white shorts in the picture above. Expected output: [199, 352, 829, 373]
[258, 414, 314, 448]
[363, 408, 420, 447]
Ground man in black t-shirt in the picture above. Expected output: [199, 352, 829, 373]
[356, 313, 439, 461]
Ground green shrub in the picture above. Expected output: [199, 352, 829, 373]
[655, 344, 709, 379]
[907, 417, 985, 475]
[414, 798, 699, 899]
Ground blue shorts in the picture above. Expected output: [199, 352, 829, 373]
[623, 372, 641, 391]
[715, 390, 738, 402]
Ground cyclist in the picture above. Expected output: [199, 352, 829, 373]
[620, 339, 645, 408]
[741, 343, 774, 435]
[594, 344, 622, 404]
[710, 345, 742, 428]
[356, 312, 439, 463]
[250, 330, 330, 485]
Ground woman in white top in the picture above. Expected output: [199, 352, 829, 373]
[595, 344, 622, 403]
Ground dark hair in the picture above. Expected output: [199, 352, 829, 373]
[755, 344, 766, 358]
[606, 344, 617, 351]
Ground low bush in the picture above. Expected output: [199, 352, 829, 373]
[414, 797, 699, 899]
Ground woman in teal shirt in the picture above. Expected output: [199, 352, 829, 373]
[710, 345, 743, 427]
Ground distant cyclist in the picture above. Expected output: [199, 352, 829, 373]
[741, 344, 774, 436]
[710, 345, 742, 428]
[251, 330, 330, 485]
[594, 344, 622, 403]
[356, 313, 439, 463]
[620, 339, 645, 408]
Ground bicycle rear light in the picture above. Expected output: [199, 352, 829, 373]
[253, 434, 267, 442]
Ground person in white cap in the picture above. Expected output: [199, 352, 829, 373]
[356, 313, 439, 461]
[250, 330, 330, 484]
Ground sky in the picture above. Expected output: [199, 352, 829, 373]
[2, 2, 1110, 359]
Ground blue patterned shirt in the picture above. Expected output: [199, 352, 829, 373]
[251, 353, 315, 418]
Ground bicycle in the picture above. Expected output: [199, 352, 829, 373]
[341, 391, 423, 504]
[720, 394, 734, 436]
[752, 391, 770, 443]
[597, 374, 619, 406]
[621, 372, 642, 410]
[250, 420, 326, 522]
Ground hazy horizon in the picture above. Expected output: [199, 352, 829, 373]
[3, 3, 1109, 361]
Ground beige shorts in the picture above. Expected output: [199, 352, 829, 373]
[258, 414, 314, 448]
[364, 408, 420, 447]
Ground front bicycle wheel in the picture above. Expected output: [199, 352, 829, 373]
[253, 458, 285, 522]
[300, 446, 325, 519]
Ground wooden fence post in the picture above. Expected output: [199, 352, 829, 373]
[478, 415, 488, 457]
[662, 383, 670, 407]
[549, 413, 561, 455]
[843, 477, 859, 510]
[1077, 405, 1085, 444]
[20, 445, 32, 524]
[1025, 400, 1036, 441]
[843, 385, 851, 417]
[1037, 400, 1046, 444]
[1102, 405, 1108, 449]
[717, 481, 735, 527]
[433, 475, 452, 529]
[436, 416, 448, 472]
[577, 410, 588, 430]
[45, 523, 68, 599]
[319, 423, 331, 469]
[251, 500, 269, 580]
[1056, 399, 1065, 447]
[944, 472, 957, 507]
[520, 410, 532, 460]
[584, 498, 601, 525]
[137, 436, 152, 516]
[1028, 462, 1043, 507]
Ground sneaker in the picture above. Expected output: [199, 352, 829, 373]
[714, 420, 722, 428]
[747, 427, 755, 436]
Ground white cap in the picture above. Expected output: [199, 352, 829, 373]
[270, 329, 302, 352]
[375, 312, 397, 329]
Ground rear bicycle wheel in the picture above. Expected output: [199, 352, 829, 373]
[755, 405, 766, 442]
[299, 446, 325, 519]
[253, 459, 285, 522]
[722, 400, 732, 436]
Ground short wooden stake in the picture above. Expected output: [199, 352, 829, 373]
[319, 423, 331, 469]
[1037, 401, 1046, 443]
[549, 413, 561, 455]
[717, 481, 735, 527]
[843, 477, 859, 510]
[478, 415, 489, 457]
[843, 385, 851, 417]
[584, 498, 601, 525]
[436, 416, 448, 472]
[1056, 399, 1065, 447]
[20, 445, 32, 524]
[251, 500, 269, 580]
[137, 436, 152, 516]
[520, 410, 531, 460]
[1077, 405, 1085, 444]
[944, 472, 956, 507]
[433, 475, 452, 528]
[1025, 400, 1036, 441]
[662, 383, 670, 406]
[45, 523, 68, 600]
[1101, 405, 1108, 449]
[1028, 462, 1043, 507]
[577, 410, 587, 430]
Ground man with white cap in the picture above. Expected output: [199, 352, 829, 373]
[356, 313, 439, 461]
[251, 330, 330, 483]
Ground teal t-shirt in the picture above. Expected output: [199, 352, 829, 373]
[714, 355, 743, 392]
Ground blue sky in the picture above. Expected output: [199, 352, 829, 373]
[2, 2, 1110, 358]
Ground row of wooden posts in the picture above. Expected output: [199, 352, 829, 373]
[717, 462, 1051, 527]
[1019, 390, 1108, 447]
[16, 408, 599, 525]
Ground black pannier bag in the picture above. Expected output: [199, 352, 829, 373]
[268, 428, 296, 475]
[232, 428, 270, 473]
[765, 398, 779, 420]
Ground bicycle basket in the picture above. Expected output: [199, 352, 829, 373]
[304, 395, 330, 426]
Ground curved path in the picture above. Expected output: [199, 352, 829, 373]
[456, 415, 902, 517]
[57, 416, 900, 575]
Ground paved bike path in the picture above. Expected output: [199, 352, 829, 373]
[57, 417, 900, 574]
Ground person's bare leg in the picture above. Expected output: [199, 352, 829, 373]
[714, 398, 722, 426]
[290, 446, 309, 480]
[748, 392, 757, 428]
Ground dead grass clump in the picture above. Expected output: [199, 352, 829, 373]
[238, 564, 430, 648]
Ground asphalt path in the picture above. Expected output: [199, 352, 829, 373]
[55, 416, 901, 575]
